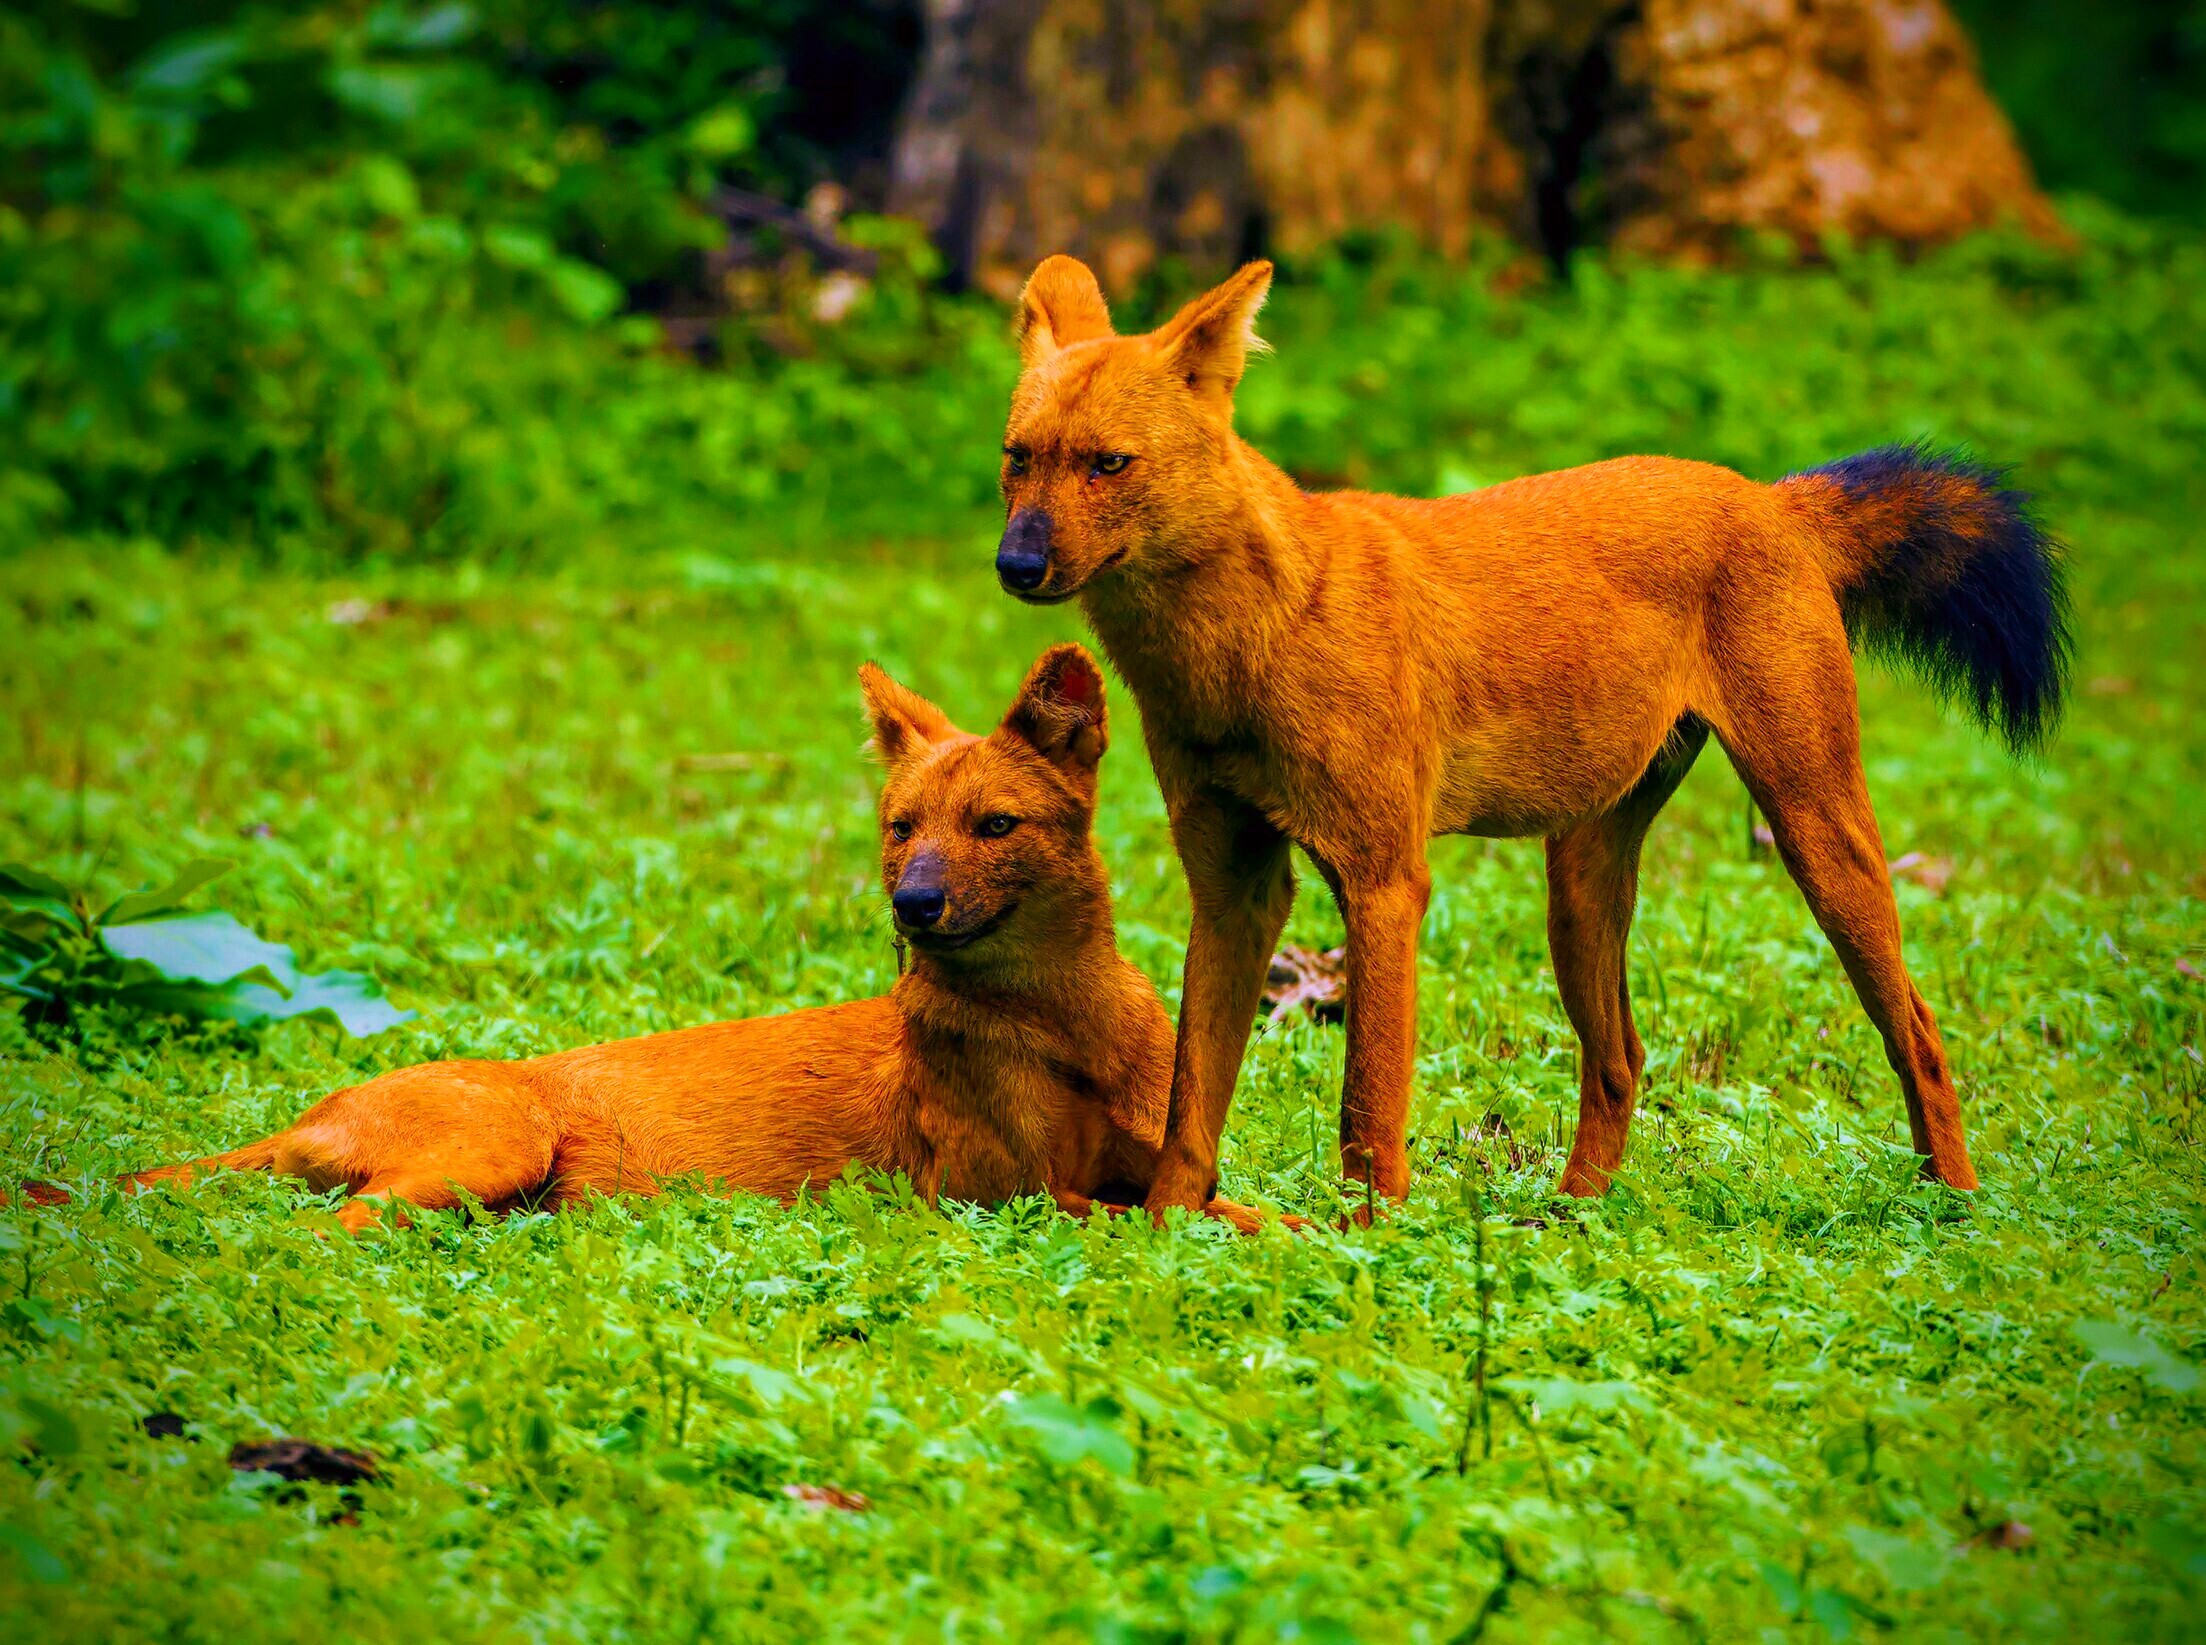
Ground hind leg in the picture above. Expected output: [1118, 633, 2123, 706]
[1708, 617, 1978, 1188]
[1548, 721, 1706, 1196]
[276, 1063, 559, 1232]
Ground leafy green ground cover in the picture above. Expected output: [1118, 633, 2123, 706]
[3, 229, 2204, 1639]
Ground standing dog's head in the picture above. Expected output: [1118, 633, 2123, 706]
[859, 644, 1114, 966]
[995, 256, 1274, 605]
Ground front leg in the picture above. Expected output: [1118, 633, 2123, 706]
[1051, 1186, 1106, 1219]
[1333, 857, 1431, 1202]
[1145, 787, 1295, 1214]
[1054, 1184, 1303, 1235]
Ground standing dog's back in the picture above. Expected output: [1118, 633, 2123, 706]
[992, 254, 2068, 1211]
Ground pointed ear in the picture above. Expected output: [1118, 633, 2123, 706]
[1015, 255, 1114, 368]
[1002, 644, 1109, 776]
[859, 662, 957, 767]
[1152, 260, 1272, 403]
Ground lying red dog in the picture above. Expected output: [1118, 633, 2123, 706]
[996, 255, 2069, 1210]
[43, 647, 1284, 1234]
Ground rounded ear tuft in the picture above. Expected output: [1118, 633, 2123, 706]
[1003, 644, 1109, 774]
[1015, 256, 1114, 368]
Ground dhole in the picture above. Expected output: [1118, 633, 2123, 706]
[997, 255, 2069, 1209]
[44, 648, 1284, 1234]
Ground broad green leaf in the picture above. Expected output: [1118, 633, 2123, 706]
[14, 1394, 79, 1458]
[935, 1312, 1025, 1357]
[1843, 1525, 1948, 1594]
[1806, 1587, 1859, 1641]
[0, 1524, 67, 1585]
[1, 905, 71, 945]
[687, 104, 754, 159]
[327, 64, 432, 123]
[0, 862, 71, 900]
[355, 156, 420, 221]
[115, 972, 411, 1038]
[367, 2, 476, 50]
[2074, 1320, 2202, 1394]
[100, 910, 289, 990]
[226, 971, 412, 1037]
[710, 1358, 802, 1408]
[102, 912, 411, 1036]
[483, 225, 555, 271]
[0, 954, 52, 1001]
[129, 30, 248, 95]
[545, 260, 625, 325]
[1001, 1395, 1134, 1477]
[1497, 1376, 1648, 1415]
[99, 857, 234, 926]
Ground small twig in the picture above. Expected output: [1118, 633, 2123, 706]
[71, 726, 87, 858]
[1451, 1543, 1525, 1643]
[708, 188, 879, 274]
[1506, 1392, 1560, 1502]
[1457, 1177, 1496, 1473]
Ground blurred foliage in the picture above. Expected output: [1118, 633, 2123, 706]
[0, 0, 926, 554]
[3, 0, 2202, 562]
[1956, 0, 2206, 224]
[2, 8, 2203, 1637]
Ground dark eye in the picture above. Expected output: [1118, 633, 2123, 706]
[1004, 447, 1029, 477]
[1093, 453, 1131, 476]
[978, 814, 1018, 838]
[890, 818, 913, 841]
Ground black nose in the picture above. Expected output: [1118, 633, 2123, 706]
[893, 884, 945, 927]
[997, 509, 1052, 593]
[894, 852, 947, 927]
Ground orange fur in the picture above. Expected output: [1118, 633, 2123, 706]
[1000, 255, 2005, 1209]
[86, 648, 1286, 1235]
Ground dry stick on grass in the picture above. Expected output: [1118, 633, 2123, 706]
[1456, 1174, 1496, 1474]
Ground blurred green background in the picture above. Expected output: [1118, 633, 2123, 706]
[3, 6, 2205, 1641]
[1, 0, 2201, 564]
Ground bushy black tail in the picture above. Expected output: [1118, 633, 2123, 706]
[1785, 443, 2072, 755]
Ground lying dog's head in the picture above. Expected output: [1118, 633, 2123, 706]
[995, 255, 1273, 605]
[859, 644, 1112, 965]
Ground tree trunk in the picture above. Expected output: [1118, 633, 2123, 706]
[889, 0, 2058, 297]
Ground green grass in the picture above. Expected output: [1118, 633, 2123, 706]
[3, 233, 2204, 1640]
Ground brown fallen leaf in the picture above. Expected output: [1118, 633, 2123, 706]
[1889, 851, 1955, 894]
[1263, 944, 1347, 1025]
[784, 1482, 869, 1512]
[228, 1438, 380, 1485]
[1968, 1520, 2034, 1551]
[324, 597, 463, 628]
[2085, 675, 2134, 696]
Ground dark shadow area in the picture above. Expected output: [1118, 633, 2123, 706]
[1500, 3, 1651, 274]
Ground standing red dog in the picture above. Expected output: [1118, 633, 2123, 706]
[995, 255, 2068, 1210]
